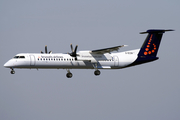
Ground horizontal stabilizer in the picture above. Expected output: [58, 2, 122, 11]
[140, 29, 174, 34]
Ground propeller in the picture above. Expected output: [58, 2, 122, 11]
[41, 45, 52, 54]
[69, 44, 78, 60]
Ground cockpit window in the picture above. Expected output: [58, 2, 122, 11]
[19, 56, 25, 58]
[14, 56, 19, 58]
[13, 56, 25, 59]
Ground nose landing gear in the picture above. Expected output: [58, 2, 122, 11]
[10, 68, 15, 74]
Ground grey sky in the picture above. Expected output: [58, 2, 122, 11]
[0, 0, 180, 120]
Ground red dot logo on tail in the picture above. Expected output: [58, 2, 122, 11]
[144, 34, 157, 55]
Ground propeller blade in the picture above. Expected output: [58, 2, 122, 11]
[70, 44, 74, 52]
[69, 44, 78, 58]
[45, 45, 47, 54]
[74, 45, 78, 53]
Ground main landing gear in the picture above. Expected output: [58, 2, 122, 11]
[65, 69, 100, 78]
[66, 69, 73, 78]
[94, 70, 100, 76]
[10, 68, 15, 74]
[93, 63, 101, 76]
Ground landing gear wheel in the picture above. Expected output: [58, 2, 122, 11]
[94, 70, 100, 76]
[66, 72, 73, 78]
[11, 70, 15, 74]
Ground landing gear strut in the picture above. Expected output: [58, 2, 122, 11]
[66, 69, 73, 78]
[10, 68, 15, 74]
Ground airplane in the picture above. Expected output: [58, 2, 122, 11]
[4, 29, 173, 78]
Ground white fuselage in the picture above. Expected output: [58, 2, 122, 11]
[4, 49, 140, 70]
[4, 29, 172, 77]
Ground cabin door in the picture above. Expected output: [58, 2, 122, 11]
[30, 55, 35, 66]
[113, 56, 119, 66]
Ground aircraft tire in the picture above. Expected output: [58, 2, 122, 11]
[11, 70, 15, 74]
[94, 70, 100, 76]
[66, 72, 73, 78]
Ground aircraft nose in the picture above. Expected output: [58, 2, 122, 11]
[4, 61, 13, 68]
[4, 62, 9, 68]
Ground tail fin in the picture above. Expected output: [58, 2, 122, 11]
[138, 29, 174, 57]
[126, 29, 173, 67]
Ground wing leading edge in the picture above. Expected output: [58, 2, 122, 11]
[90, 45, 127, 54]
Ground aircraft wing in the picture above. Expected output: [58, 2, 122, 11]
[90, 45, 127, 54]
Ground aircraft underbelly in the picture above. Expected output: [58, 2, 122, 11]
[32, 61, 94, 69]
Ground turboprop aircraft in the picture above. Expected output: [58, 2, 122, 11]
[4, 29, 173, 78]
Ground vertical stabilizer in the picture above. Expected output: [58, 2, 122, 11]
[138, 29, 173, 57]
[128, 29, 174, 67]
